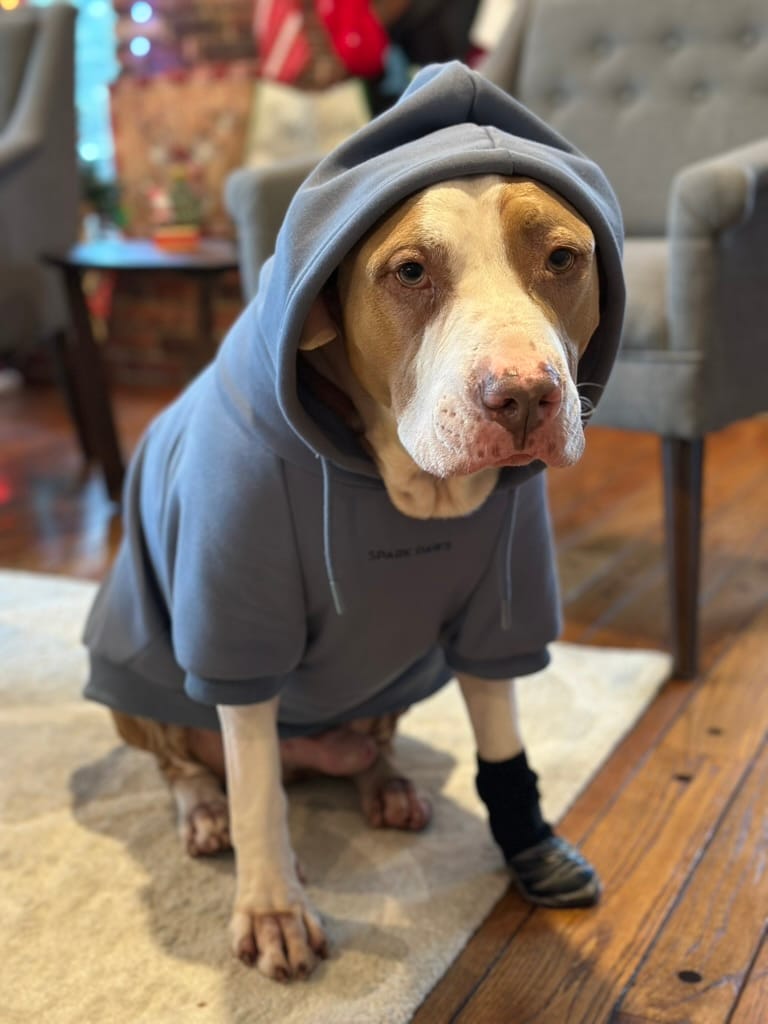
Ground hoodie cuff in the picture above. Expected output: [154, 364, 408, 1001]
[184, 672, 284, 707]
[445, 646, 551, 680]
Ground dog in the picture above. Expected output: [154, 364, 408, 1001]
[106, 172, 602, 979]
[83, 61, 625, 984]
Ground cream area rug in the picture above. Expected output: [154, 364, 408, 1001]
[0, 571, 671, 1024]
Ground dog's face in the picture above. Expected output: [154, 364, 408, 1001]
[330, 175, 600, 477]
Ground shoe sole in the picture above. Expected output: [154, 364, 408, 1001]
[511, 874, 601, 909]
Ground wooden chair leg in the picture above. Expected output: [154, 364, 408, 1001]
[661, 437, 704, 679]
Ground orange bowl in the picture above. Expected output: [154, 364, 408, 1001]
[152, 225, 201, 253]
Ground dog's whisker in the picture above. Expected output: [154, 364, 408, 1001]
[579, 396, 597, 421]
[576, 382, 603, 422]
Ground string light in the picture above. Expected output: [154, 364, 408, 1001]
[130, 2, 153, 24]
[129, 36, 151, 57]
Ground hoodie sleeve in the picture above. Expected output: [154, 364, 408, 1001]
[441, 472, 562, 680]
[167, 437, 308, 707]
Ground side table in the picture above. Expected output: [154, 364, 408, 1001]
[44, 238, 239, 501]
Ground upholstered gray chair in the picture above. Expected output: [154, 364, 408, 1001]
[481, 0, 768, 677]
[0, 3, 78, 364]
[226, 0, 768, 678]
[226, 155, 320, 304]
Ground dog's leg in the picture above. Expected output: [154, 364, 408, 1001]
[457, 672, 550, 855]
[218, 699, 328, 980]
[457, 673, 600, 908]
[111, 711, 230, 857]
[348, 714, 432, 831]
[456, 674, 524, 762]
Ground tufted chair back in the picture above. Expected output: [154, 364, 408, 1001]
[484, 0, 768, 235]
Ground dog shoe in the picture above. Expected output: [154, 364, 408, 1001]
[507, 835, 601, 908]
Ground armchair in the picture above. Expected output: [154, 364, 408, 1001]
[226, 155, 319, 303]
[481, 0, 768, 677]
[0, 3, 78, 363]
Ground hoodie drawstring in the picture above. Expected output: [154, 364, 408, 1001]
[500, 489, 519, 632]
[320, 457, 345, 616]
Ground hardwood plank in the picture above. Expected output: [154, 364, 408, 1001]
[555, 418, 768, 620]
[564, 589, 768, 864]
[655, 602, 768, 763]
[0, 384, 169, 579]
[552, 418, 768, 558]
[558, 679, 692, 839]
[612, 1016, 663, 1024]
[730, 934, 768, 1024]
[411, 898, 533, 1024]
[560, 597, 768, 843]
[563, 498, 768, 669]
[619, 740, 768, 1023]
[549, 428, 660, 547]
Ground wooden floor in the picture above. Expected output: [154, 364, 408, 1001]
[1, 384, 766, 1023]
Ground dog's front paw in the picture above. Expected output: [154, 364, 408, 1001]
[230, 897, 328, 981]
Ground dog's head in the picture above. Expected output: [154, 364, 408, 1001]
[301, 175, 600, 485]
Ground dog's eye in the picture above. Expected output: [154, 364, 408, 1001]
[547, 248, 577, 273]
[395, 261, 427, 287]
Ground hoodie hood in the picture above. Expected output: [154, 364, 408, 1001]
[225, 60, 625, 481]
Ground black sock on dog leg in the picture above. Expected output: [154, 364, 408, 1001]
[475, 751, 553, 861]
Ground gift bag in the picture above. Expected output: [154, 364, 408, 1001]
[254, 0, 389, 88]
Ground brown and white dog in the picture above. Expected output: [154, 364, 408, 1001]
[113, 175, 601, 980]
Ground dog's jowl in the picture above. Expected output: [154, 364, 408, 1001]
[83, 62, 625, 980]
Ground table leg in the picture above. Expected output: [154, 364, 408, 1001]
[50, 328, 94, 462]
[61, 265, 125, 501]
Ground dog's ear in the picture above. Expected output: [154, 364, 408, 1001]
[298, 295, 338, 351]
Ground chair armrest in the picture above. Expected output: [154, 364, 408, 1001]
[665, 138, 768, 428]
[225, 156, 320, 302]
[0, 130, 40, 181]
[0, 5, 77, 184]
[668, 137, 768, 238]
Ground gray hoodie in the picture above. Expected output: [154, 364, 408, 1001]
[83, 62, 625, 737]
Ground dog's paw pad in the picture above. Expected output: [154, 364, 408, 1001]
[184, 800, 231, 857]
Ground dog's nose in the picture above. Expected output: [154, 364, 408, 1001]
[479, 370, 562, 442]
